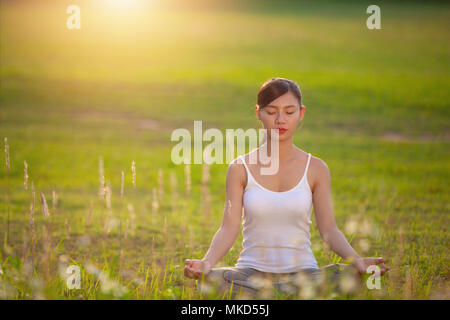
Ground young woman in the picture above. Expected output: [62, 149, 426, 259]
[184, 77, 389, 298]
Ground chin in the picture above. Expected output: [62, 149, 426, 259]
[267, 134, 289, 141]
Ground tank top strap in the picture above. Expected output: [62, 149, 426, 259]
[305, 153, 312, 176]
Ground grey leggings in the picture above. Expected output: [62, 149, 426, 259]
[195, 263, 362, 298]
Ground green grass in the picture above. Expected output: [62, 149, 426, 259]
[0, 0, 449, 299]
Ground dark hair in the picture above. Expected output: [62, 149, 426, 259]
[256, 77, 302, 109]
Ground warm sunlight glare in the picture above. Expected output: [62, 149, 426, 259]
[96, 0, 150, 13]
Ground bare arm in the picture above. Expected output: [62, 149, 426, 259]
[184, 159, 245, 279]
[312, 159, 361, 260]
[201, 159, 245, 267]
[312, 158, 389, 275]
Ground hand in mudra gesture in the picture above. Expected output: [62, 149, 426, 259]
[184, 259, 212, 279]
[353, 257, 390, 276]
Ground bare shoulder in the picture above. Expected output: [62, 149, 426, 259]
[307, 154, 331, 192]
[227, 156, 247, 189]
[309, 155, 329, 173]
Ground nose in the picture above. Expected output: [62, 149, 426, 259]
[276, 112, 286, 124]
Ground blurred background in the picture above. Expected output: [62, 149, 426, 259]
[0, 0, 448, 299]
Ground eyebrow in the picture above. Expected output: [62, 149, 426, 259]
[265, 104, 297, 109]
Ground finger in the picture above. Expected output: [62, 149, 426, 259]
[185, 267, 198, 279]
[376, 257, 385, 264]
[184, 266, 193, 278]
[379, 264, 389, 275]
[380, 262, 389, 270]
[188, 265, 200, 273]
[191, 266, 202, 275]
[184, 266, 192, 276]
[188, 268, 201, 280]
[187, 265, 203, 278]
[189, 265, 204, 278]
[370, 257, 384, 265]
[185, 265, 197, 277]
[186, 265, 195, 273]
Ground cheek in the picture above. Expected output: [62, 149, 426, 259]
[288, 115, 299, 125]
[260, 115, 275, 126]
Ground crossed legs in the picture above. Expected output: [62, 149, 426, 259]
[195, 263, 363, 298]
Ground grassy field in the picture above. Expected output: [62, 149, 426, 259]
[0, 0, 449, 299]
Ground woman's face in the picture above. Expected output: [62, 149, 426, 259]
[256, 91, 305, 141]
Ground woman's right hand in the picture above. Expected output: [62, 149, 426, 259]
[184, 259, 212, 279]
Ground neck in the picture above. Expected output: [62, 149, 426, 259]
[262, 136, 295, 162]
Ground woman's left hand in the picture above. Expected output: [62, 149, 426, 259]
[353, 257, 390, 276]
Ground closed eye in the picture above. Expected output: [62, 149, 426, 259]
[267, 112, 295, 115]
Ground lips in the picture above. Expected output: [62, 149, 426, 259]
[277, 128, 287, 134]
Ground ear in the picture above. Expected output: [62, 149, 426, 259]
[256, 105, 261, 121]
[299, 104, 306, 120]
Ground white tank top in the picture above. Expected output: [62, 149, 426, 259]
[234, 151, 319, 273]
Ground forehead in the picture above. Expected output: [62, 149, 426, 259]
[265, 91, 300, 108]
